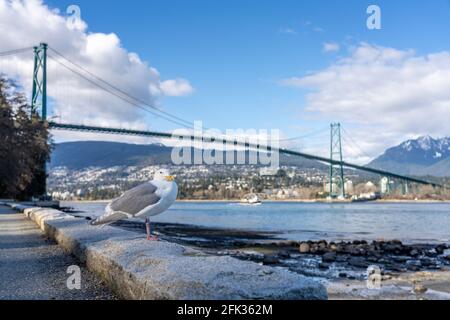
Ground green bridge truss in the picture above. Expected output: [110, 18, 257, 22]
[48, 122, 444, 188]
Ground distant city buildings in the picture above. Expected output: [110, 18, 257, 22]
[48, 164, 330, 200]
[48, 164, 447, 201]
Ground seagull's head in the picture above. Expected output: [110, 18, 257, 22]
[154, 169, 175, 182]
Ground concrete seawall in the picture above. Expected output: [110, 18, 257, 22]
[3, 203, 327, 300]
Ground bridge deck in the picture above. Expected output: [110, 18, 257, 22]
[48, 122, 443, 188]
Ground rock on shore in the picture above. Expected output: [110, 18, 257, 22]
[297, 240, 450, 272]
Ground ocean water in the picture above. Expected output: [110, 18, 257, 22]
[62, 201, 450, 244]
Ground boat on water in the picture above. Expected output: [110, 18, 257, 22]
[351, 192, 381, 203]
[240, 194, 262, 205]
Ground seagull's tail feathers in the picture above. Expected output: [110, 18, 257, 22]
[90, 211, 132, 226]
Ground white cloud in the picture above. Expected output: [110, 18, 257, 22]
[279, 27, 297, 35]
[313, 26, 324, 33]
[323, 42, 340, 53]
[160, 79, 194, 97]
[282, 43, 450, 163]
[0, 0, 193, 135]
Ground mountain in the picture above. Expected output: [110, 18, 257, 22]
[50, 141, 328, 171]
[368, 136, 450, 177]
[50, 141, 173, 170]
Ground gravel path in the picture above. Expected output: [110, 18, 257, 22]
[0, 205, 117, 300]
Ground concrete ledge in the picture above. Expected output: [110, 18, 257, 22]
[6, 203, 328, 300]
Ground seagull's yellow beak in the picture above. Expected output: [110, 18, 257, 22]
[165, 175, 175, 182]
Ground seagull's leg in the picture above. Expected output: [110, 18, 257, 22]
[145, 218, 158, 241]
[145, 218, 151, 240]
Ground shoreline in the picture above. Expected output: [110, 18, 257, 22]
[11, 199, 450, 300]
[113, 220, 450, 273]
[110, 220, 450, 300]
[64, 199, 450, 204]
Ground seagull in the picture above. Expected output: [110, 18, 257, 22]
[90, 169, 178, 241]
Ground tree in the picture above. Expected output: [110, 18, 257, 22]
[0, 77, 51, 199]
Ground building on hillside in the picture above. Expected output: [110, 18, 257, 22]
[380, 177, 389, 194]
[344, 180, 354, 195]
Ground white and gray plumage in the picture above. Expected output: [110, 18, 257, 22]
[91, 169, 178, 240]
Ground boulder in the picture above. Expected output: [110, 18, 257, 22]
[336, 255, 349, 263]
[322, 252, 337, 262]
[277, 251, 291, 259]
[436, 245, 446, 255]
[348, 257, 369, 269]
[299, 242, 310, 254]
[309, 244, 319, 254]
[317, 241, 328, 253]
[420, 258, 435, 267]
[262, 255, 280, 265]
[426, 249, 438, 257]
[328, 243, 338, 252]
[318, 263, 330, 270]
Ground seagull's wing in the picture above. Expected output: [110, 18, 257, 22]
[108, 182, 161, 216]
[90, 211, 131, 226]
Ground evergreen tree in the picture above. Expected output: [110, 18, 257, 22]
[0, 77, 51, 199]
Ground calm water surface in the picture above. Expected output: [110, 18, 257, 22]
[62, 201, 450, 244]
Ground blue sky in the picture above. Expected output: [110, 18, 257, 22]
[43, 0, 450, 130]
[3, 0, 450, 161]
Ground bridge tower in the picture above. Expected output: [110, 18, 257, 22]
[329, 123, 345, 198]
[31, 43, 47, 120]
[31, 43, 48, 198]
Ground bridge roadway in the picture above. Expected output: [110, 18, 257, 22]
[48, 122, 443, 188]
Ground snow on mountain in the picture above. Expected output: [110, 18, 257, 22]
[369, 136, 450, 177]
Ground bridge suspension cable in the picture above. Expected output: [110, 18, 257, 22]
[47, 46, 198, 129]
[0, 47, 34, 57]
[47, 52, 194, 129]
[279, 126, 329, 142]
[341, 127, 375, 162]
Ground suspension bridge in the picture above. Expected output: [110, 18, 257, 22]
[0, 43, 445, 196]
